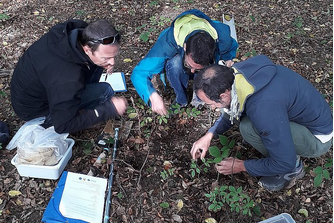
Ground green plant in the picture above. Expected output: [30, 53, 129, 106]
[205, 185, 258, 216]
[82, 139, 95, 155]
[0, 91, 6, 98]
[185, 107, 200, 118]
[189, 159, 210, 178]
[208, 135, 235, 163]
[0, 13, 10, 21]
[313, 158, 332, 187]
[117, 192, 123, 199]
[160, 168, 175, 180]
[243, 49, 257, 58]
[157, 114, 169, 125]
[159, 202, 170, 208]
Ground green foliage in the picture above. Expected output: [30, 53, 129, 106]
[159, 202, 170, 208]
[0, 91, 6, 98]
[189, 159, 210, 178]
[160, 168, 175, 180]
[149, 0, 158, 6]
[185, 107, 200, 118]
[117, 192, 123, 199]
[75, 10, 85, 16]
[205, 186, 259, 216]
[157, 115, 169, 125]
[313, 158, 332, 187]
[168, 103, 201, 118]
[140, 116, 153, 127]
[208, 135, 235, 163]
[137, 15, 170, 42]
[82, 140, 94, 155]
[0, 13, 10, 21]
[243, 49, 257, 58]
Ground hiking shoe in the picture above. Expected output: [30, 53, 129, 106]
[258, 160, 305, 191]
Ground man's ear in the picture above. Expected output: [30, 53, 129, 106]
[183, 43, 186, 52]
[219, 90, 231, 101]
[82, 45, 92, 55]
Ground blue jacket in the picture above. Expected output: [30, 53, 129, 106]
[131, 9, 239, 105]
[209, 55, 333, 176]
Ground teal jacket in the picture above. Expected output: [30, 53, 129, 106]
[131, 9, 239, 105]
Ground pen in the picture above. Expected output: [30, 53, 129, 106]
[104, 73, 108, 81]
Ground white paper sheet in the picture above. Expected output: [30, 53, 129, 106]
[59, 172, 107, 223]
[99, 72, 127, 92]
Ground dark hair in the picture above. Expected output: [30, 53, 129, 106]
[194, 65, 235, 103]
[185, 31, 216, 66]
[80, 19, 120, 51]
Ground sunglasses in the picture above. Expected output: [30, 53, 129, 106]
[90, 33, 120, 45]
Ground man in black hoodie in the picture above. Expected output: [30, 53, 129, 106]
[11, 19, 128, 134]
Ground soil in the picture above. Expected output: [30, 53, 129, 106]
[0, 0, 332, 223]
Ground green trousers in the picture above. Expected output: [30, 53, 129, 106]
[239, 116, 332, 158]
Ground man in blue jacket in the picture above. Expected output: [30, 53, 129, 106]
[190, 55, 333, 191]
[11, 19, 128, 134]
[131, 9, 238, 115]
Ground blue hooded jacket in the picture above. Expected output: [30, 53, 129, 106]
[131, 9, 239, 105]
[209, 55, 333, 176]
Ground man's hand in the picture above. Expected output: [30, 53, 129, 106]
[149, 92, 167, 115]
[111, 97, 128, 115]
[215, 157, 246, 175]
[225, 60, 234, 67]
[190, 132, 214, 159]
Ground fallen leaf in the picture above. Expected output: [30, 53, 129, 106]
[205, 218, 218, 223]
[123, 58, 132, 62]
[176, 199, 183, 212]
[172, 214, 182, 222]
[298, 208, 308, 217]
[8, 190, 21, 197]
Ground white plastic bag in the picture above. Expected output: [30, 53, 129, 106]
[7, 117, 69, 166]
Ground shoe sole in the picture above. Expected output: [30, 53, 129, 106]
[284, 169, 306, 190]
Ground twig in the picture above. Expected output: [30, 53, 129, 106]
[136, 149, 150, 188]
[130, 96, 142, 135]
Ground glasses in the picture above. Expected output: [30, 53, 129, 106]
[90, 33, 120, 45]
[183, 62, 204, 72]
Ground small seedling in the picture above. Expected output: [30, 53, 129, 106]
[160, 168, 175, 180]
[157, 114, 169, 125]
[117, 192, 123, 199]
[160, 202, 170, 208]
[208, 135, 235, 163]
[189, 159, 210, 178]
[205, 185, 258, 216]
[313, 158, 332, 187]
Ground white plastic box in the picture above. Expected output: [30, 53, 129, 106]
[259, 213, 295, 223]
[11, 138, 74, 180]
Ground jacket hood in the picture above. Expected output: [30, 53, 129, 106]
[233, 55, 277, 93]
[232, 55, 277, 112]
[47, 19, 89, 64]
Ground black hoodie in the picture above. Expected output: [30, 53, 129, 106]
[11, 20, 118, 133]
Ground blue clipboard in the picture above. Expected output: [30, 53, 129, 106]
[41, 171, 88, 223]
